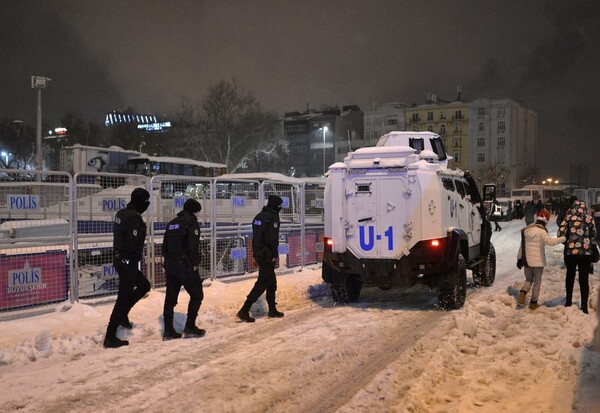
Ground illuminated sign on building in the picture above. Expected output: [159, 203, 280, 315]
[104, 111, 171, 132]
[137, 121, 172, 132]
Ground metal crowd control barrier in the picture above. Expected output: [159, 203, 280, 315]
[212, 177, 263, 279]
[0, 169, 73, 313]
[72, 172, 149, 300]
[0, 168, 325, 314]
[147, 175, 213, 287]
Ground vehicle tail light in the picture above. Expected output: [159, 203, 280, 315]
[324, 237, 333, 252]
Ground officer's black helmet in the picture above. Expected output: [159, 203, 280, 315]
[267, 195, 283, 208]
[183, 198, 202, 213]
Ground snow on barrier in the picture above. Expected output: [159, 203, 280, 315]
[73, 172, 149, 301]
[0, 170, 73, 313]
[0, 169, 324, 314]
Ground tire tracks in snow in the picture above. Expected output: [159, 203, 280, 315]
[4, 292, 447, 413]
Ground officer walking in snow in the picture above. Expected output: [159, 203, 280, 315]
[237, 195, 285, 322]
[104, 188, 152, 348]
[162, 199, 206, 339]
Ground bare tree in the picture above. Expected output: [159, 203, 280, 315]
[0, 119, 36, 169]
[518, 168, 540, 186]
[172, 80, 284, 173]
[473, 165, 512, 193]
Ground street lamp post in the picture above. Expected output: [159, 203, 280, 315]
[542, 178, 559, 200]
[322, 126, 328, 176]
[31, 76, 51, 172]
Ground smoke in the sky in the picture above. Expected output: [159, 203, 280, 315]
[1, 0, 600, 182]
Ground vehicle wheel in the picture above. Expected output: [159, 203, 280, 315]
[322, 260, 333, 283]
[473, 243, 496, 287]
[438, 254, 467, 310]
[329, 275, 363, 303]
[329, 283, 346, 303]
[345, 275, 363, 302]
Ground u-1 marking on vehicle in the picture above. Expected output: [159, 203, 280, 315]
[359, 225, 394, 251]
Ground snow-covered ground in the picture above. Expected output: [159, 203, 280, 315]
[1, 219, 599, 412]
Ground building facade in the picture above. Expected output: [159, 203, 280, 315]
[363, 102, 407, 146]
[282, 96, 537, 189]
[404, 96, 469, 171]
[283, 106, 363, 177]
[468, 99, 538, 196]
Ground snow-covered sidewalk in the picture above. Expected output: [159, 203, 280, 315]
[0, 219, 599, 412]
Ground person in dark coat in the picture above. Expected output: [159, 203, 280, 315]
[557, 200, 596, 314]
[162, 199, 205, 340]
[490, 198, 502, 231]
[104, 188, 152, 348]
[237, 195, 285, 322]
[535, 200, 545, 213]
[524, 201, 537, 225]
[513, 199, 524, 220]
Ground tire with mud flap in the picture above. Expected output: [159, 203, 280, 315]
[437, 253, 467, 310]
[472, 243, 496, 287]
[329, 275, 363, 303]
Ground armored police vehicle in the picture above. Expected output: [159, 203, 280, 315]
[322, 131, 496, 309]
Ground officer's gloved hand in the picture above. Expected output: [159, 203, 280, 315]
[516, 259, 524, 270]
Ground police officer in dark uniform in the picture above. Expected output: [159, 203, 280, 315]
[237, 195, 285, 322]
[104, 188, 152, 348]
[162, 199, 206, 339]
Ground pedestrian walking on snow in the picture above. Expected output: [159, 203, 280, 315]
[237, 195, 285, 322]
[557, 200, 596, 314]
[490, 198, 502, 231]
[162, 199, 206, 340]
[516, 209, 566, 310]
[524, 201, 536, 225]
[104, 188, 152, 348]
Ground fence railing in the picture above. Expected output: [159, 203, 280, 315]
[0, 169, 324, 314]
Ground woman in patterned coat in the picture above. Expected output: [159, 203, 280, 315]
[557, 200, 596, 314]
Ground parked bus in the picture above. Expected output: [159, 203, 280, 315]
[60, 144, 141, 175]
[126, 155, 227, 178]
[574, 188, 600, 207]
[511, 184, 565, 204]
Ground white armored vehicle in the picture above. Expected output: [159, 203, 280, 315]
[322, 132, 496, 309]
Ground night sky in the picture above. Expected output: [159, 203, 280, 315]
[1, 0, 599, 184]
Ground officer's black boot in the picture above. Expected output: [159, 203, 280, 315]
[236, 300, 255, 323]
[268, 302, 284, 318]
[183, 320, 206, 337]
[103, 325, 129, 348]
[162, 319, 182, 341]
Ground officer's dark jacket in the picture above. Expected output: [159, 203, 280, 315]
[252, 206, 280, 263]
[113, 204, 147, 262]
[163, 210, 201, 266]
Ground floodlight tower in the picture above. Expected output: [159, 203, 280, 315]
[31, 75, 52, 171]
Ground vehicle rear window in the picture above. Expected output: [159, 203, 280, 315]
[430, 137, 447, 161]
[442, 177, 455, 191]
[409, 138, 424, 154]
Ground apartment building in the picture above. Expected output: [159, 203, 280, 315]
[468, 99, 538, 196]
[363, 102, 407, 146]
[283, 106, 363, 177]
[404, 95, 469, 171]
